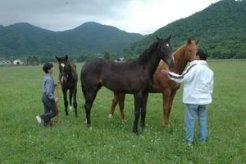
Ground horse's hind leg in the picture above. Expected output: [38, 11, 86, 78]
[109, 93, 126, 119]
[83, 84, 101, 128]
[118, 93, 126, 120]
[108, 92, 119, 119]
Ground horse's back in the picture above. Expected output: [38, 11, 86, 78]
[81, 58, 106, 84]
[80, 58, 143, 93]
[81, 58, 136, 76]
[81, 58, 106, 76]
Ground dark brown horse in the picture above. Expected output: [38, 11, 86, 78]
[56, 55, 78, 117]
[81, 36, 175, 133]
[109, 39, 199, 127]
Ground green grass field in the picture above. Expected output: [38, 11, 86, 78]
[0, 61, 245, 163]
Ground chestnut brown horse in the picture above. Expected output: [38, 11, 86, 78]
[81, 36, 175, 133]
[56, 55, 78, 117]
[109, 38, 199, 127]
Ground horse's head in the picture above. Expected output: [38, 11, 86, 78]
[156, 35, 175, 68]
[184, 38, 199, 62]
[56, 55, 72, 84]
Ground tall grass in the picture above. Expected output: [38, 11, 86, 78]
[0, 61, 245, 163]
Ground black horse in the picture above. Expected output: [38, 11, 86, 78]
[56, 55, 78, 117]
[80, 36, 174, 133]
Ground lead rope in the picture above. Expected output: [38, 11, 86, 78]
[53, 81, 60, 125]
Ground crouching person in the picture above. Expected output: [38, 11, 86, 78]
[36, 63, 58, 126]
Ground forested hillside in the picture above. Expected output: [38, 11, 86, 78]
[0, 0, 245, 60]
[0, 22, 144, 59]
[129, 0, 246, 59]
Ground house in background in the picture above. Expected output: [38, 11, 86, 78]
[13, 59, 24, 65]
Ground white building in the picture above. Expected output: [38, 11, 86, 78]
[13, 59, 23, 65]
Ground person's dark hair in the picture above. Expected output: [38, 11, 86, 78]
[43, 63, 53, 73]
[196, 49, 207, 60]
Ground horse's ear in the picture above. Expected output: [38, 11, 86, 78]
[55, 56, 59, 61]
[65, 55, 68, 61]
[196, 40, 199, 45]
[187, 38, 192, 44]
[167, 35, 171, 42]
[156, 36, 161, 41]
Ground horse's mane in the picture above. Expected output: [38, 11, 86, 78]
[138, 41, 158, 64]
[173, 43, 186, 57]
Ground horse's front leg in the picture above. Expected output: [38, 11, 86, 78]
[133, 93, 142, 134]
[63, 89, 68, 116]
[69, 89, 73, 111]
[140, 92, 149, 129]
[73, 88, 78, 117]
[162, 89, 176, 127]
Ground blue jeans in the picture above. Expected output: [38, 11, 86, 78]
[41, 93, 56, 124]
[185, 104, 208, 142]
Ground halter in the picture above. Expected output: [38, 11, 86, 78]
[59, 62, 71, 84]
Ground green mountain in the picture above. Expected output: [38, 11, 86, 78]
[0, 22, 144, 58]
[130, 0, 246, 59]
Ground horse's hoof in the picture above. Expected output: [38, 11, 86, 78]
[162, 123, 168, 128]
[108, 113, 113, 119]
[132, 129, 139, 135]
[86, 123, 92, 130]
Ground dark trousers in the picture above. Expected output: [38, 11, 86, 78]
[41, 93, 56, 124]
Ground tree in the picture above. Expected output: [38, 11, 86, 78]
[104, 51, 110, 60]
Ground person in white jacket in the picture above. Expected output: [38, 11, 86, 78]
[165, 49, 214, 145]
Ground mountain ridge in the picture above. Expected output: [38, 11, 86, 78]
[129, 0, 246, 58]
[0, 22, 144, 58]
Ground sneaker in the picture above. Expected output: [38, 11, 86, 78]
[200, 140, 207, 144]
[186, 141, 193, 146]
[36, 115, 43, 125]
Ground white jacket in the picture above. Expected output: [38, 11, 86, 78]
[168, 60, 214, 105]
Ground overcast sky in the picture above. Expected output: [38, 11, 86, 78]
[0, 0, 220, 34]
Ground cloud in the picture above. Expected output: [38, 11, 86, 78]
[0, 0, 220, 34]
[0, 0, 129, 30]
